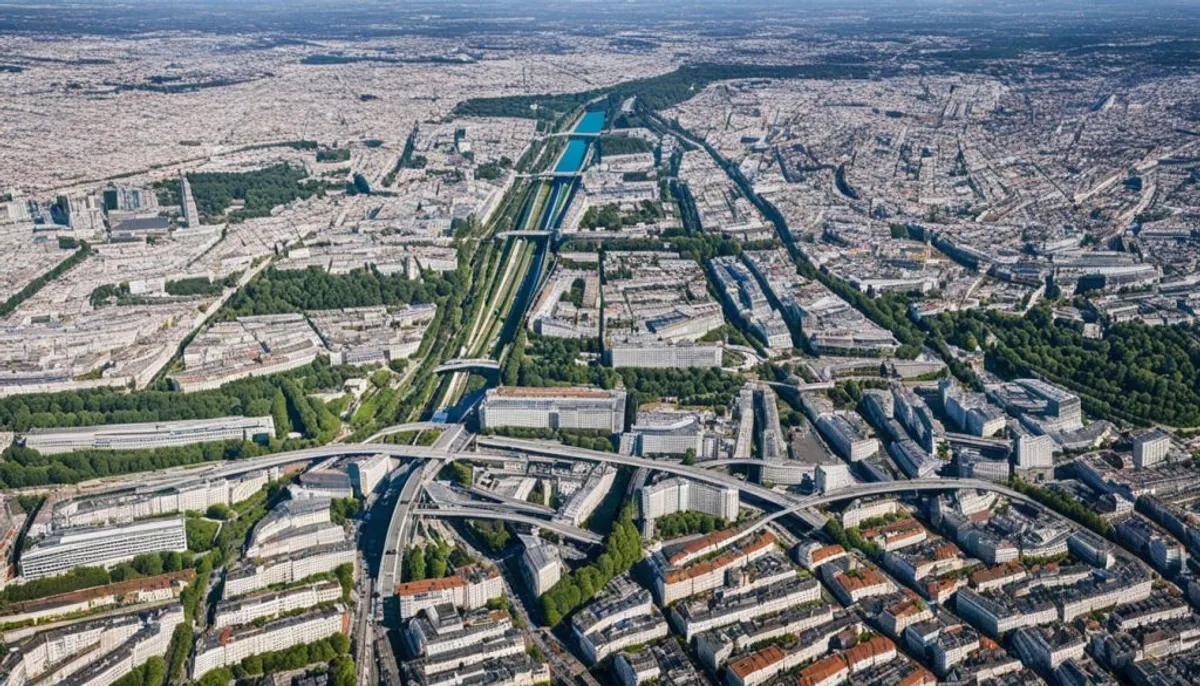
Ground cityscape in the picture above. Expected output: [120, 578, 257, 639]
[2, 1, 1200, 686]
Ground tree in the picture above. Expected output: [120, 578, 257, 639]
[270, 389, 290, 438]
[404, 546, 427, 582]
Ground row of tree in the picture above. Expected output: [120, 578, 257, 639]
[221, 266, 449, 319]
[0, 356, 358, 432]
[540, 506, 642, 626]
[654, 510, 728, 538]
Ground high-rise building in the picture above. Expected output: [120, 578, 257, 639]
[1133, 429, 1171, 469]
[348, 454, 390, 497]
[640, 478, 739, 526]
[814, 463, 855, 494]
[1013, 433, 1054, 471]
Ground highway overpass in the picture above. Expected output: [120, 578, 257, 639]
[433, 358, 502, 374]
[412, 507, 602, 545]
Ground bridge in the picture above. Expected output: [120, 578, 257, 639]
[466, 485, 555, 515]
[412, 507, 602, 545]
[496, 230, 553, 239]
[945, 432, 1012, 452]
[433, 358, 502, 374]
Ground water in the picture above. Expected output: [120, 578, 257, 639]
[553, 109, 606, 174]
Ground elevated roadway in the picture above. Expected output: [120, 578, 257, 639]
[412, 507, 602, 545]
[433, 358, 502, 374]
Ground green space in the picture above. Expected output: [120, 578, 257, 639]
[481, 425, 616, 453]
[579, 200, 664, 230]
[165, 274, 240, 297]
[401, 539, 472, 582]
[451, 63, 878, 121]
[155, 164, 335, 224]
[597, 135, 655, 156]
[475, 157, 512, 181]
[654, 510, 728, 538]
[112, 656, 165, 686]
[539, 506, 642, 626]
[329, 497, 360, 525]
[929, 307, 1200, 427]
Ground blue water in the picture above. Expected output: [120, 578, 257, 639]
[574, 110, 605, 135]
[553, 110, 606, 173]
[555, 139, 589, 173]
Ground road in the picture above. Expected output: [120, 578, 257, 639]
[411, 507, 602, 545]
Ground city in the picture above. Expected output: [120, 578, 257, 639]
[1, 1, 1200, 686]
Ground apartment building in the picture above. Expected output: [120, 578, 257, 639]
[640, 477, 739, 530]
[394, 564, 504, 619]
[212, 581, 342, 630]
[20, 517, 188, 580]
[223, 541, 355, 599]
[193, 605, 348, 678]
[348, 453, 390, 498]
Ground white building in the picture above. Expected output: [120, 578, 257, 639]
[607, 341, 722, 369]
[1014, 433, 1055, 470]
[814, 463, 855, 495]
[20, 517, 188, 580]
[1133, 429, 1171, 469]
[21, 416, 275, 455]
[479, 386, 626, 434]
[348, 454, 390, 498]
[640, 478, 739, 528]
[629, 412, 704, 457]
[193, 605, 348, 678]
[224, 541, 355, 599]
[213, 581, 343, 630]
[557, 464, 616, 527]
[519, 535, 562, 596]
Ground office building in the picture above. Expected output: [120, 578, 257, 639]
[606, 341, 721, 369]
[1013, 433, 1054, 470]
[628, 411, 704, 457]
[21, 416, 275, 455]
[479, 386, 626, 434]
[20, 517, 187, 580]
[224, 541, 355, 598]
[814, 463, 854, 495]
[556, 464, 615, 527]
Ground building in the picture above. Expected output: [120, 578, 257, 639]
[572, 577, 668, 665]
[224, 541, 355, 599]
[640, 478, 739, 533]
[21, 416, 275, 455]
[1133, 429, 1172, 469]
[348, 454, 390, 498]
[479, 386, 626, 434]
[1013, 433, 1054, 471]
[606, 341, 722, 369]
[1013, 625, 1086, 673]
[629, 411, 704, 456]
[519, 535, 562, 596]
[250, 497, 332, 548]
[193, 605, 349, 678]
[20, 517, 188, 580]
[556, 464, 615, 527]
[814, 463, 854, 495]
[815, 414, 879, 462]
[53, 469, 270, 529]
[652, 532, 776, 605]
[212, 581, 343, 630]
[394, 564, 504, 619]
[613, 638, 704, 686]
[58, 606, 184, 686]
